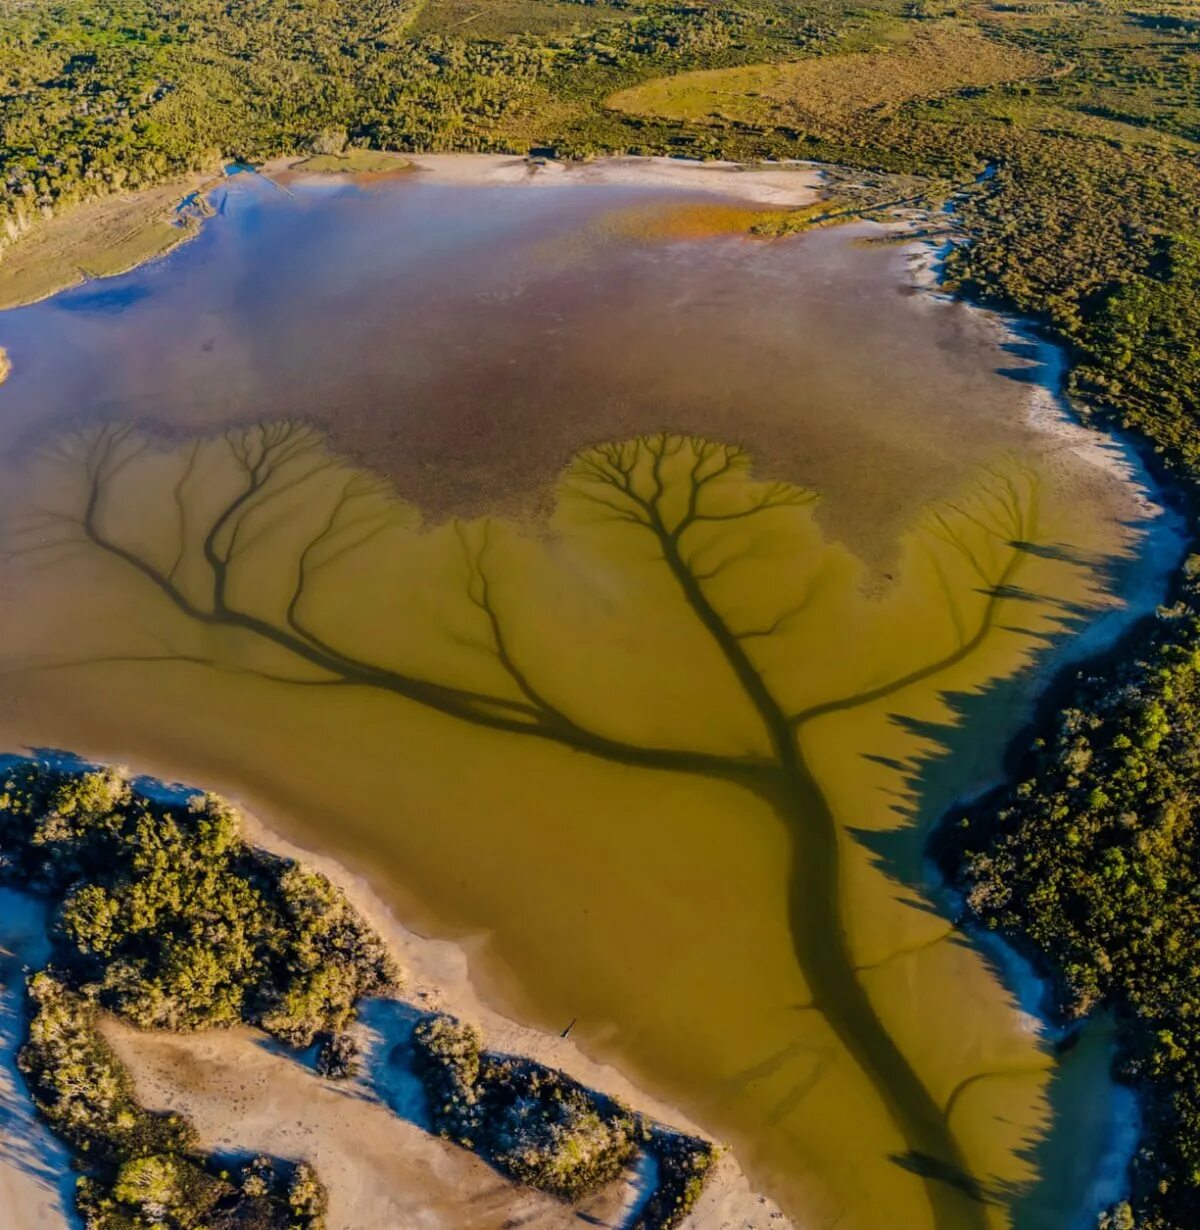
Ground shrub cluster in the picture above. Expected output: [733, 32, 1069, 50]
[411, 1011, 717, 1224]
[314, 1031, 359, 1080]
[18, 971, 197, 1166]
[0, 761, 399, 1046]
[631, 1127, 717, 1230]
[413, 1012, 641, 1201]
[19, 972, 327, 1230]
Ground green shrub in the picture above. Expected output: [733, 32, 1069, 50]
[0, 764, 399, 1044]
[19, 972, 329, 1229]
[631, 1128, 717, 1230]
[18, 972, 197, 1166]
[413, 1012, 639, 1201]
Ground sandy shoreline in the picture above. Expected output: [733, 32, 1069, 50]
[270, 151, 826, 207]
[201, 806, 791, 1230]
[0, 796, 791, 1230]
[0, 890, 75, 1229]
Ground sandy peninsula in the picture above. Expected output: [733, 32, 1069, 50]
[0, 803, 791, 1230]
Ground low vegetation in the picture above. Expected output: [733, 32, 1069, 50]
[412, 1011, 717, 1223]
[607, 23, 1050, 128]
[2, 760, 716, 1226]
[19, 971, 328, 1229]
[413, 1012, 643, 1202]
[0, 174, 207, 310]
[289, 149, 414, 176]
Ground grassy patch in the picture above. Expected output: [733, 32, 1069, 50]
[290, 149, 416, 176]
[0, 175, 210, 310]
[607, 22, 1051, 128]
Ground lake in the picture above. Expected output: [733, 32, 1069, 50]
[0, 156, 1181, 1229]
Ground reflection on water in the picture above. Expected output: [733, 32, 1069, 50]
[0, 169, 1179, 1228]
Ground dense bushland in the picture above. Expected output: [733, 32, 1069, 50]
[0, 0, 822, 245]
[413, 1012, 641, 1201]
[943, 575, 1200, 1228]
[0, 760, 395, 1226]
[0, 762, 399, 1043]
[19, 972, 328, 1229]
[631, 1128, 717, 1230]
[412, 1011, 717, 1223]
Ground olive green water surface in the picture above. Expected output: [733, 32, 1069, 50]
[0, 168, 1176, 1228]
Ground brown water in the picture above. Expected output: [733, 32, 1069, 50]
[0, 163, 1178, 1228]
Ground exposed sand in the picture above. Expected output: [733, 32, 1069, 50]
[0, 813, 790, 1230]
[0, 890, 75, 1230]
[264, 151, 826, 207]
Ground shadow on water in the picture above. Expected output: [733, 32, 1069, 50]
[51, 283, 152, 315]
[840, 518, 1146, 1224]
[0, 417, 1178, 1229]
[1005, 1015, 1138, 1230]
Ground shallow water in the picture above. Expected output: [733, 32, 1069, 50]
[0, 163, 1179, 1228]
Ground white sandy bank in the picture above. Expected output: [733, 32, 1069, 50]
[275, 151, 825, 207]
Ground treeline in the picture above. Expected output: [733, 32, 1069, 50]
[0, 0, 825, 247]
[0, 760, 717, 1227]
[940, 574, 1200, 1229]
[0, 761, 399, 1042]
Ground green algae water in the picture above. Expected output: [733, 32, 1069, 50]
[0, 160, 1179, 1228]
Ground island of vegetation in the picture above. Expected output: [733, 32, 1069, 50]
[0, 759, 717, 1229]
[2, 0, 1199, 1225]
